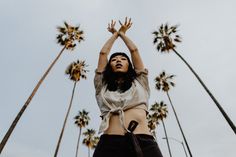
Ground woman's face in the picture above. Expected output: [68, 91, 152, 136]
[110, 55, 129, 73]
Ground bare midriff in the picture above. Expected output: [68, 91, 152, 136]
[103, 104, 152, 135]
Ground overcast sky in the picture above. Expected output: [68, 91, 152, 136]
[0, 0, 236, 157]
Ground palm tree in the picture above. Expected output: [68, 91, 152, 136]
[150, 101, 172, 157]
[54, 60, 88, 157]
[155, 71, 192, 157]
[0, 22, 84, 154]
[92, 136, 100, 149]
[74, 109, 90, 157]
[152, 24, 236, 134]
[147, 112, 159, 138]
[82, 129, 99, 157]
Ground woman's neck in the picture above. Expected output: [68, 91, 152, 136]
[115, 77, 124, 84]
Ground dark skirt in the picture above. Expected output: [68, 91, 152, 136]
[93, 134, 163, 157]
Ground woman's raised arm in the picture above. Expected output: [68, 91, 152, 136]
[118, 18, 144, 71]
[97, 20, 119, 73]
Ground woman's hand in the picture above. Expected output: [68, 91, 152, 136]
[118, 17, 132, 35]
[107, 20, 117, 34]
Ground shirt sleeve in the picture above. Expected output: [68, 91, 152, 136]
[135, 68, 150, 95]
[94, 69, 104, 95]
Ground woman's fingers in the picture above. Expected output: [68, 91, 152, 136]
[108, 20, 116, 29]
[127, 22, 132, 28]
[119, 20, 123, 26]
[112, 21, 116, 27]
[109, 20, 116, 27]
[128, 18, 131, 23]
[128, 18, 132, 26]
[124, 17, 128, 25]
[119, 17, 132, 26]
[107, 19, 118, 34]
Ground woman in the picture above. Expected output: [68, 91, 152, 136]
[93, 17, 163, 157]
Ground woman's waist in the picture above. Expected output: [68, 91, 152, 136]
[104, 106, 151, 135]
[103, 125, 151, 135]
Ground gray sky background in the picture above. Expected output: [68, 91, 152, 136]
[0, 0, 236, 157]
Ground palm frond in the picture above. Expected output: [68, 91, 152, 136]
[56, 21, 84, 50]
[74, 109, 90, 128]
[150, 101, 168, 121]
[66, 60, 89, 82]
[155, 71, 175, 92]
[152, 23, 181, 53]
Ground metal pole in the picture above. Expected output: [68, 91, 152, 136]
[162, 137, 188, 157]
[181, 141, 188, 157]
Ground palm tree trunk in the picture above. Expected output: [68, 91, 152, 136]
[88, 147, 90, 157]
[167, 92, 192, 157]
[161, 120, 172, 157]
[75, 127, 82, 157]
[153, 130, 157, 140]
[54, 81, 77, 157]
[0, 46, 66, 154]
[173, 48, 236, 134]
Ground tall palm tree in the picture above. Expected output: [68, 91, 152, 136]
[0, 22, 84, 154]
[82, 129, 98, 157]
[74, 109, 90, 157]
[54, 60, 88, 157]
[152, 24, 236, 134]
[155, 71, 192, 157]
[150, 101, 172, 157]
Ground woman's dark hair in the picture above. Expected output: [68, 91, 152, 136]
[103, 52, 137, 92]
